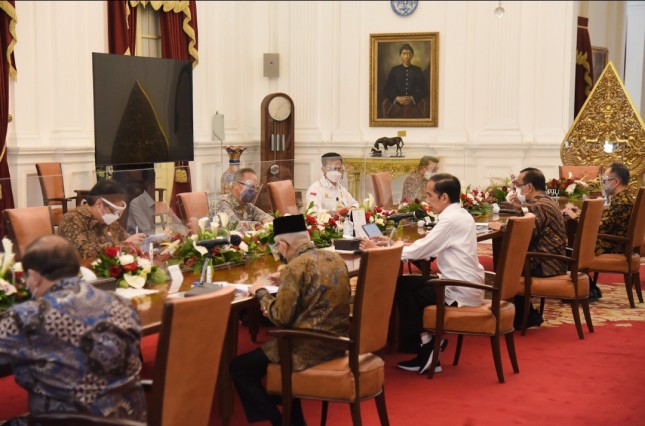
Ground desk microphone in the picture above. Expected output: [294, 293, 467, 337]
[388, 209, 426, 223]
[197, 234, 243, 250]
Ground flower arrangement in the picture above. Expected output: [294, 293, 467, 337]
[485, 177, 512, 204]
[0, 238, 29, 312]
[460, 186, 494, 216]
[305, 202, 343, 248]
[397, 198, 436, 223]
[546, 175, 599, 200]
[91, 244, 168, 289]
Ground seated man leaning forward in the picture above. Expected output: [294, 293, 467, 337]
[0, 235, 146, 425]
[230, 214, 351, 426]
[360, 173, 485, 375]
[59, 179, 146, 259]
[400, 155, 439, 204]
[306, 152, 359, 214]
[209, 167, 273, 232]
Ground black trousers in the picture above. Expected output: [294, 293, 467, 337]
[395, 275, 439, 353]
[229, 347, 306, 426]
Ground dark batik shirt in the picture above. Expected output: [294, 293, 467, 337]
[257, 242, 351, 371]
[0, 277, 146, 422]
[208, 193, 271, 233]
[526, 195, 568, 276]
[596, 190, 634, 255]
[400, 172, 427, 204]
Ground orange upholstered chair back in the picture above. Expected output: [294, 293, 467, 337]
[559, 165, 603, 181]
[176, 192, 209, 234]
[496, 214, 536, 301]
[148, 286, 235, 426]
[3, 206, 54, 259]
[371, 172, 393, 209]
[35, 162, 66, 206]
[268, 180, 299, 215]
[353, 242, 404, 355]
[627, 187, 645, 253]
[573, 198, 605, 269]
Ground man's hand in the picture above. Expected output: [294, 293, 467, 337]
[359, 236, 389, 250]
[125, 233, 146, 246]
[395, 96, 415, 106]
[249, 282, 267, 296]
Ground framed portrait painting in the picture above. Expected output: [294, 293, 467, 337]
[370, 32, 439, 127]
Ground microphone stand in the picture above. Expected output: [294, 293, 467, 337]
[196, 252, 213, 287]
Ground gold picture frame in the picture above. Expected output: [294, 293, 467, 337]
[370, 32, 439, 127]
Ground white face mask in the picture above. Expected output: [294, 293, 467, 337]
[326, 170, 342, 184]
[516, 188, 527, 204]
[100, 198, 126, 225]
[424, 171, 435, 180]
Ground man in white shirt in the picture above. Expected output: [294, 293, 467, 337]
[306, 152, 359, 213]
[360, 173, 485, 375]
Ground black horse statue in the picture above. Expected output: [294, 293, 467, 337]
[374, 136, 404, 157]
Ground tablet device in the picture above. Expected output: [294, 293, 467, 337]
[362, 223, 383, 238]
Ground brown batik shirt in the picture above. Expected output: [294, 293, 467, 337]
[596, 190, 634, 255]
[526, 195, 568, 276]
[256, 242, 351, 371]
[400, 172, 427, 204]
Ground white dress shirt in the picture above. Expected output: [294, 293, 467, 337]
[306, 177, 359, 212]
[401, 203, 485, 306]
[127, 190, 155, 235]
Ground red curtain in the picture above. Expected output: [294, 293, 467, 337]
[158, 1, 198, 217]
[107, 1, 137, 55]
[574, 16, 594, 118]
[0, 1, 17, 239]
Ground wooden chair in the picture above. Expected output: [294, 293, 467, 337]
[3, 206, 55, 260]
[558, 165, 603, 181]
[371, 172, 394, 209]
[520, 198, 604, 339]
[267, 180, 299, 215]
[422, 214, 536, 383]
[176, 191, 209, 235]
[266, 242, 405, 426]
[585, 187, 645, 308]
[154, 187, 169, 230]
[35, 162, 76, 227]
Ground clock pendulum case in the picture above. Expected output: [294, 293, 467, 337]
[257, 93, 295, 212]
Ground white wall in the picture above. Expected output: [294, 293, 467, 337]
[5, 1, 610, 207]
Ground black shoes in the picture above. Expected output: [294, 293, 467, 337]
[397, 338, 448, 374]
[588, 286, 602, 302]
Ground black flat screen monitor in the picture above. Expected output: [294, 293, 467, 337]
[92, 53, 194, 166]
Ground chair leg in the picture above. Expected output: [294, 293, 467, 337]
[375, 389, 390, 426]
[539, 297, 545, 314]
[321, 401, 328, 426]
[453, 334, 464, 366]
[504, 332, 519, 373]
[248, 307, 260, 342]
[282, 395, 293, 426]
[624, 273, 636, 308]
[581, 299, 594, 333]
[425, 333, 443, 379]
[634, 271, 643, 303]
[490, 335, 505, 384]
[570, 300, 585, 339]
[349, 402, 362, 426]
[521, 296, 530, 336]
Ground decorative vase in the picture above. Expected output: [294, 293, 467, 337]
[220, 146, 247, 194]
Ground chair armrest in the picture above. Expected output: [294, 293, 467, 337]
[139, 379, 153, 392]
[597, 233, 628, 242]
[45, 196, 75, 204]
[426, 278, 496, 293]
[526, 251, 576, 264]
[268, 328, 352, 346]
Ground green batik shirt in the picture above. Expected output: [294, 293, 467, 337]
[256, 242, 351, 371]
[208, 193, 271, 233]
[596, 190, 634, 255]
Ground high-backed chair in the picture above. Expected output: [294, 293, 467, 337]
[266, 242, 405, 426]
[558, 165, 603, 181]
[268, 180, 299, 215]
[422, 214, 535, 383]
[3, 206, 55, 259]
[176, 191, 209, 235]
[35, 162, 76, 227]
[520, 198, 604, 339]
[371, 172, 394, 208]
[585, 187, 645, 308]
[154, 187, 169, 230]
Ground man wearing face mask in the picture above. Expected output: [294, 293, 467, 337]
[400, 155, 439, 203]
[562, 163, 634, 300]
[209, 168, 272, 232]
[306, 152, 359, 214]
[490, 167, 567, 326]
[59, 179, 146, 259]
[229, 214, 350, 426]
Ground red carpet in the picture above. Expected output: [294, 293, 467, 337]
[2, 261, 644, 425]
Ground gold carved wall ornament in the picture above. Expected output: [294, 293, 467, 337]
[561, 61, 645, 194]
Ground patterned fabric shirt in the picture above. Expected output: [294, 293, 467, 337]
[257, 243, 351, 371]
[400, 172, 427, 203]
[59, 204, 129, 260]
[0, 277, 146, 422]
[208, 193, 271, 233]
[525, 195, 568, 276]
[596, 190, 634, 255]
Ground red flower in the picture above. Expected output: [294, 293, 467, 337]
[328, 218, 337, 227]
[501, 185, 508, 192]
[337, 208, 349, 217]
[123, 262, 139, 272]
[566, 179, 574, 185]
[365, 212, 372, 221]
[109, 265, 123, 277]
[375, 206, 383, 213]
[305, 215, 318, 225]
[460, 193, 467, 200]
[105, 247, 119, 258]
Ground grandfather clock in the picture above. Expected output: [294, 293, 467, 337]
[257, 93, 295, 212]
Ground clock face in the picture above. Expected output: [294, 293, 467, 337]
[268, 96, 292, 121]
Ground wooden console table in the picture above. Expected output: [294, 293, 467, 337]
[343, 157, 420, 200]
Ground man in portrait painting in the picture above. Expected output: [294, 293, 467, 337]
[382, 43, 429, 119]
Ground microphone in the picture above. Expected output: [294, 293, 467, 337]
[196, 234, 243, 250]
[388, 209, 426, 223]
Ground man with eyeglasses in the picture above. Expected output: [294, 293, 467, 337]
[563, 162, 634, 300]
[210, 167, 272, 232]
[489, 167, 567, 326]
[59, 179, 146, 259]
[400, 155, 439, 203]
[306, 152, 359, 214]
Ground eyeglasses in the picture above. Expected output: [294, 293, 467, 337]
[601, 177, 617, 183]
[324, 166, 344, 172]
[236, 181, 261, 192]
[100, 197, 127, 216]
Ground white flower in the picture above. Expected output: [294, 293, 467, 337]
[218, 212, 230, 228]
[190, 234, 198, 241]
[192, 241, 209, 256]
[210, 221, 219, 234]
[316, 211, 331, 224]
[137, 258, 152, 274]
[160, 239, 181, 256]
[239, 241, 249, 253]
[12, 262, 22, 272]
[198, 217, 210, 233]
[568, 172, 574, 180]
[0, 278, 16, 296]
[91, 259, 102, 267]
[375, 217, 384, 226]
[467, 193, 475, 200]
[119, 254, 135, 266]
[123, 273, 146, 289]
[565, 183, 577, 195]
[363, 194, 375, 210]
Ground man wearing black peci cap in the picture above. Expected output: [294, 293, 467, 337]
[230, 214, 351, 426]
